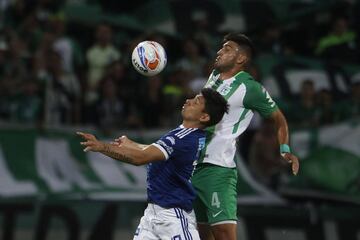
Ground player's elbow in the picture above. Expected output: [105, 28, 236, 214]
[131, 159, 145, 166]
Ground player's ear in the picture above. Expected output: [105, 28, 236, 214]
[199, 113, 210, 124]
[236, 54, 247, 65]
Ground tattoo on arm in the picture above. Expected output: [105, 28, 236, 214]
[102, 144, 135, 164]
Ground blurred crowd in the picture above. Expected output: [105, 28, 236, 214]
[0, 0, 359, 130]
[0, 1, 360, 186]
[0, 1, 215, 132]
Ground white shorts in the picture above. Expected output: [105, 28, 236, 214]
[133, 203, 200, 240]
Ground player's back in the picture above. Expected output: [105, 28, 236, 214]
[148, 126, 205, 212]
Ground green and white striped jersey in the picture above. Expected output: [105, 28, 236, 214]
[198, 70, 278, 168]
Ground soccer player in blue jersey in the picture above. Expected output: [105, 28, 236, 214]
[77, 88, 229, 240]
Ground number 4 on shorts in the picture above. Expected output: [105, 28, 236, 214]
[211, 192, 220, 208]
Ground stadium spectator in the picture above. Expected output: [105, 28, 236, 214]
[139, 75, 165, 128]
[161, 69, 190, 127]
[315, 88, 338, 125]
[9, 79, 42, 124]
[41, 50, 81, 125]
[337, 80, 360, 121]
[188, 60, 213, 95]
[85, 24, 121, 105]
[51, 15, 83, 74]
[175, 38, 207, 80]
[256, 23, 284, 55]
[288, 79, 318, 129]
[315, 16, 358, 63]
[92, 78, 126, 134]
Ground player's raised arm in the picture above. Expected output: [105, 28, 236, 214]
[77, 132, 166, 166]
[112, 136, 149, 150]
[268, 110, 300, 175]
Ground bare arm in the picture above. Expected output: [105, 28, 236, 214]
[113, 136, 149, 150]
[77, 132, 165, 166]
[269, 109, 299, 175]
[270, 109, 289, 145]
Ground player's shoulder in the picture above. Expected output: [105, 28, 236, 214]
[236, 72, 264, 92]
[169, 126, 204, 142]
[235, 71, 259, 84]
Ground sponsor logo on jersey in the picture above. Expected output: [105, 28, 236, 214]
[212, 210, 223, 218]
[157, 140, 174, 155]
[196, 137, 206, 158]
[219, 84, 231, 95]
[198, 137, 205, 151]
[166, 136, 176, 145]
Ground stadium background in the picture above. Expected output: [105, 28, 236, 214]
[0, 0, 360, 239]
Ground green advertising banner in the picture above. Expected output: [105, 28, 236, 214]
[0, 127, 280, 204]
[283, 120, 360, 203]
[0, 128, 147, 200]
[1, 121, 360, 204]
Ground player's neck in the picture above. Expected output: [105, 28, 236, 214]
[219, 68, 244, 80]
[181, 120, 201, 129]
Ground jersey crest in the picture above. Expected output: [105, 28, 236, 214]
[166, 136, 176, 145]
[218, 84, 232, 95]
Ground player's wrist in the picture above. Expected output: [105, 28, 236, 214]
[280, 144, 291, 157]
[100, 142, 108, 152]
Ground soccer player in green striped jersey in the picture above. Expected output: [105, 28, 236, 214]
[191, 33, 300, 240]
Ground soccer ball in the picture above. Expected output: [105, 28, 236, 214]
[131, 41, 167, 77]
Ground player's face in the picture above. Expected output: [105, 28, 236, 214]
[182, 94, 207, 121]
[214, 41, 241, 71]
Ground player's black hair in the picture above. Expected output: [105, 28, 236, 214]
[223, 32, 255, 61]
[201, 88, 229, 127]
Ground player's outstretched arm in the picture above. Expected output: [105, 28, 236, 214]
[77, 132, 165, 166]
[269, 110, 300, 175]
[112, 136, 149, 150]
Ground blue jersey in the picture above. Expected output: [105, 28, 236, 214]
[147, 125, 206, 212]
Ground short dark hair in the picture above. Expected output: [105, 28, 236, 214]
[201, 88, 229, 127]
[223, 33, 255, 61]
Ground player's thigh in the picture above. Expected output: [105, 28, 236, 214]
[133, 215, 159, 240]
[192, 164, 238, 224]
[198, 223, 215, 240]
[193, 191, 208, 223]
[156, 208, 200, 240]
[192, 164, 213, 223]
[211, 223, 237, 240]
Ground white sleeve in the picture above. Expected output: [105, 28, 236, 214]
[151, 143, 169, 160]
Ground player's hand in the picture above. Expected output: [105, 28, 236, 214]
[281, 153, 299, 175]
[112, 135, 131, 146]
[77, 132, 104, 152]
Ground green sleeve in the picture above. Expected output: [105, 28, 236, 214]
[243, 81, 278, 117]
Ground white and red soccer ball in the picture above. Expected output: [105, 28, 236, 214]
[131, 41, 167, 77]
